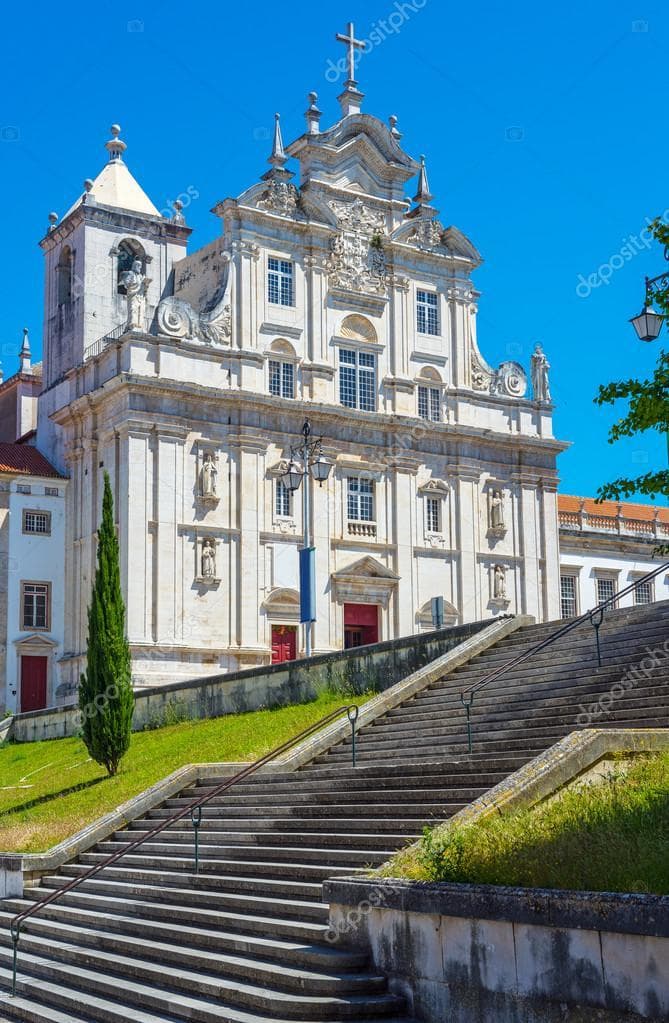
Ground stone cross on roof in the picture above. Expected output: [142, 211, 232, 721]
[336, 21, 365, 85]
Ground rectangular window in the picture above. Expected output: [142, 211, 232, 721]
[17, 484, 31, 495]
[634, 580, 653, 605]
[347, 477, 375, 522]
[339, 349, 376, 411]
[417, 385, 441, 421]
[22, 510, 51, 536]
[269, 360, 295, 398]
[596, 576, 616, 607]
[44, 487, 59, 497]
[267, 257, 294, 306]
[426, 497, 441, 533]
[560, 575, 577, 619]
[417, 290, 439, 336]
[275, 480, 292, 518]
[21, 582, 50, 630]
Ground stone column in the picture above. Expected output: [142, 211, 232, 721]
[234, 433, 267, 656]
[155, 430, 186, 647]
[514, 470, 542, 619]
[391, 455, 420, 637]
[541, 480, 561, 622]
[452, 464, 482, 622]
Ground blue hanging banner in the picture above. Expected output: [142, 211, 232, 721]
[299, 546, 317, 623]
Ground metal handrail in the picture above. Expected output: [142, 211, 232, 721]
[460, 562, 669, 754]
[8, 703, 360, 996]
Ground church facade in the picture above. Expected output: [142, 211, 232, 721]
[31, 33, 566, 694]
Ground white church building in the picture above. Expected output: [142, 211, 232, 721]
[18, 22, 669, 711]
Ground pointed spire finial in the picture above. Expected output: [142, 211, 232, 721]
[305, 92, 322, 135]
[19, 327, 32, 374]
[268, 113, 287, 170]
[413, 155, 433, 204]
[105, 123, 127, 162]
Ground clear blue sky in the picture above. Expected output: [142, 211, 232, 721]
[1, 0, 667, 502]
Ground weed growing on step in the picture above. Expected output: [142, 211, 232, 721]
[386, 752, 669, 895]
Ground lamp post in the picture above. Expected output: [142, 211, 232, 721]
[629, 258, 669, 465]
[282, 420, 333, 657]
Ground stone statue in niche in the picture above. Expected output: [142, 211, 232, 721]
[531, 344, 551, 402]
[489, 489, 505, 531]
[200, 452, 217, 497]
[493, 564, 507, 600]
[120, 258, 149, 330]
[201, 538, 216, 579]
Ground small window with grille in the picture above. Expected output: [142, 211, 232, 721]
[269, 360, 295, 399]
[267, 257, 294, 306]
[275, 480, 293, 518]
[596, 576, 617, 607]
[417, 290, 439, 336]
[560, 575, 578, 619]
[426, 497, 442, 533]
[23, 510, 51, 536]
[339, 349, 376, 411]
[417, 385, 441, 421]
[634, 579, 653, 605]
[347, 477, 375, 522]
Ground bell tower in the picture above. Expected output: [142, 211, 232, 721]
[37, 125, 191, 466]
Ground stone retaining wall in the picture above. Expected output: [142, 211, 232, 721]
[324, 878, 669, 1022]
[11, 620, 489, 743]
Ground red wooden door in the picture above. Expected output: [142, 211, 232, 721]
[271, 626, 297, 664]
[344, 604, 379, 649]
[20, 655, 47, 712]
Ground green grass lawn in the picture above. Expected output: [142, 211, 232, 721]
[384, 752, 669, 895]
[0, 691, 363, 854]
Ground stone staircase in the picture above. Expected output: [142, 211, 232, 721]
[0, 600, 667, 1022]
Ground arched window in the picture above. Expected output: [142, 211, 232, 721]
[268, 339, 297, 399]
[416, 367, 443, 422]
[56, 246, 73, 306]
[117, 239, 145, 294]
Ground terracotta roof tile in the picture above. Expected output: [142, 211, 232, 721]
[0, 443, 63, 479]
[558, 494, 669, 524]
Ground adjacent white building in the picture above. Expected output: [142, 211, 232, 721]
[558, 496, 669, 616]
[0, 442, 66, 715]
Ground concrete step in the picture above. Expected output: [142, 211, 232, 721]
[0, 903, 365, 973]
[88, 842, 399, 867]
[38, 873, 330, 923]
[126, 817, 428, 836]
[0, 950, 406, 1021]
[0, 925, 388, 1000]
[117, 829, 421, 848]
[21, 885, 329, 943]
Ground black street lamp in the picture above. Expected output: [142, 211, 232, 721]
[630, 275, 667, 342]
[282, 420, 333, 657]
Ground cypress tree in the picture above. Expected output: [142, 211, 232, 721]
[79, 471, 134, 776]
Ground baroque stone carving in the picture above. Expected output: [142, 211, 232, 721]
[326, 198, 388, 296]
[200, 452, 217, 497]
[471, 351, 528, 399]
[489, 489, 505, 531]
[531, 344, 551, 402]
[157, 295, 231, 345]
[496, 361, 528, 398]
[200, 538, 216, 580]
[493, 564, 506, 599]
[258, 180, 300, 216]
[120, 259, 149, 330]
[408, 218, 444, 250]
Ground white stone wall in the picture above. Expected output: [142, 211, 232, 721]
[559, 541, 669, 614]
[4, 478, 67, 712]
